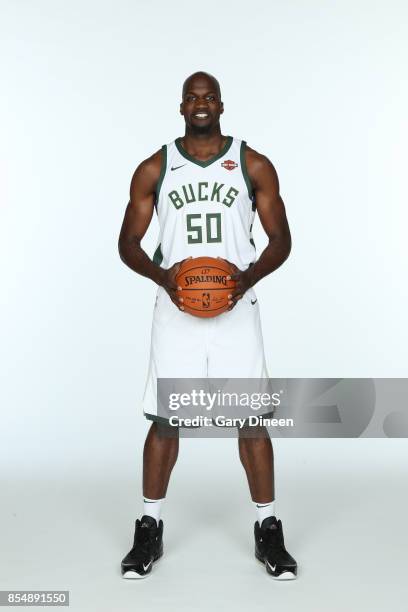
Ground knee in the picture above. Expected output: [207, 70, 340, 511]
[146, 422, 179, 456]
[238, 425, 270, 441]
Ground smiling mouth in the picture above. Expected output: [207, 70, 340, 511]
[193, 112, 210, 119]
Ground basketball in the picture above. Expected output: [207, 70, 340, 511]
[176, 256, 236, 318]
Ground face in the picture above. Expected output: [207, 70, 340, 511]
[180, 77, 224, 133]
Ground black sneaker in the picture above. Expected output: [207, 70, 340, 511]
[255, 516, 297, 580]
[121, 515, 163, 579]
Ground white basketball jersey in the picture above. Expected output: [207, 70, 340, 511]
[153, 136, 256, 270]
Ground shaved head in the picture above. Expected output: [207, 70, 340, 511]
[182, 71, 222, 100]
[180, 71, 224, 134]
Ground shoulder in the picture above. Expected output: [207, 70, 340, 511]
[130, 147, 164, 192]
[133, 147, 164, 180]
[244, 144, 277, 177]
[244, 143, 279, 191]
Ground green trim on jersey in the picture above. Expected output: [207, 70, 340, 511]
[155, 145, 167, 202]
[153, 243, 163, 266]
[144, 412, 171, 425]
[144, 412, 201, 427]
[175, 136, 233, 168]
[240, 140, 254, 199]
[249, 222, 256, 249]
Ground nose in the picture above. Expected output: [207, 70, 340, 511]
[195, 98, 209, 109]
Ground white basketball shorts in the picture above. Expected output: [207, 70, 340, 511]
[142, 285, 269, 422]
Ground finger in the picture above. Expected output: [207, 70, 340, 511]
[178, 256, 193, 267]
[172, 264, 182, 278]
[170, 297, 184, 311]
[176, 255, 192, 265]
[167, 272, 178, 286]
[172, 256, 192, 284]
[172, 258, 187, 275]
[170, 291, 181, 303]
[170, 290, 180, 300]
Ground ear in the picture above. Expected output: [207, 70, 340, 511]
[179, 102, 184, 115]
[220, 101, 224, 114]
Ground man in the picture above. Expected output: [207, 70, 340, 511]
[118, 71, 297, 580]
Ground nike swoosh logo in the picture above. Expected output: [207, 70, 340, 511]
[256, 503, 271, 508]
[251, 299, 257, 305]
[143, 560, 152, 571]
[267, 561, 277, 572]
[171, 164, 186, 171]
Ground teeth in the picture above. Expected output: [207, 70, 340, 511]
[195, 113, 208, 118]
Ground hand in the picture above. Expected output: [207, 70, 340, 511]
[159, 257, 192, 311]
[217, 257, 253, 310]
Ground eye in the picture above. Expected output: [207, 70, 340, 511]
[186, 95, 195, 102]
[206, 95, 215, 101]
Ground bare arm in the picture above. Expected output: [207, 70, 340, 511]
[226, 147, 291, 306]
[245, 146, 291, 284]
[118, 150, 185, 309]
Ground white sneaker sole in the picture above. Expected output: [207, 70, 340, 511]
[272, 570, 297, 580]
[256, 555, 297, 580]
[122, 570, 149, 580]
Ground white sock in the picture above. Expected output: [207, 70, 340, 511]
[143, 497, 164, 523]
[253, 500, 276, 525]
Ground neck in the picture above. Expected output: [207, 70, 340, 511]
[182, 126, 226, 157]
[184, 123, 222, 139]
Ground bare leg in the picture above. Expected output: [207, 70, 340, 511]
[238, 426, 274, 502]
[143, 422, 179, 499]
